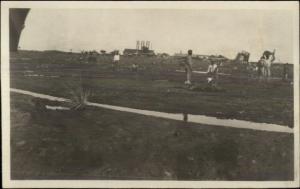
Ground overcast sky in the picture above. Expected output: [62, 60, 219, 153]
[19, 9, 294, 62]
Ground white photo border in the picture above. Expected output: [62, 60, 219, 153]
[1, 1, 299, 188]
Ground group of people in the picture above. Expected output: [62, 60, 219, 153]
[256, 50, 276, 80]
[182, 50, 219, 86]
[112, 48, 286, 85]
[181, 49, 287, 86]
[112, 51, 139, 72]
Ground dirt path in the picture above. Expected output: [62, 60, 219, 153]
[11, 88, 293, 134]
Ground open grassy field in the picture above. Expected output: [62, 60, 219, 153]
[10, 51, 294, 126]
[11, 93, 293, 180]
[9, 50, 294, 180]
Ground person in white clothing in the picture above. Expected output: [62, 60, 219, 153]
[113, 51, 120, 62]
[207, 61, 218, 86]
[113, 51, 120, 70]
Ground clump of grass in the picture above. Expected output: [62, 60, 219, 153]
[66, 73, 92, 110]
[69, 87, 91, 110]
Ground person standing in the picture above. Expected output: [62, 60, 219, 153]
[282, 63, 289, 81]
[261, 49, 275, 79]
[257, 59, 264, 81]
[184, 50, 193, 85]
[207, 61, 218, 86]
[113, 51, 120, 70]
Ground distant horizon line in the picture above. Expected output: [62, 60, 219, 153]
[13, 49, 293, 64]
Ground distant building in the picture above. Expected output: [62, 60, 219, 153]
[123, 49, 138, 56]
[123, 49, 155, 56]
[123, 40, 155, 56]
[208, 55, 228, 62]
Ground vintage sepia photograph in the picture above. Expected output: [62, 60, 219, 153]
[1, 1, 299, 188]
